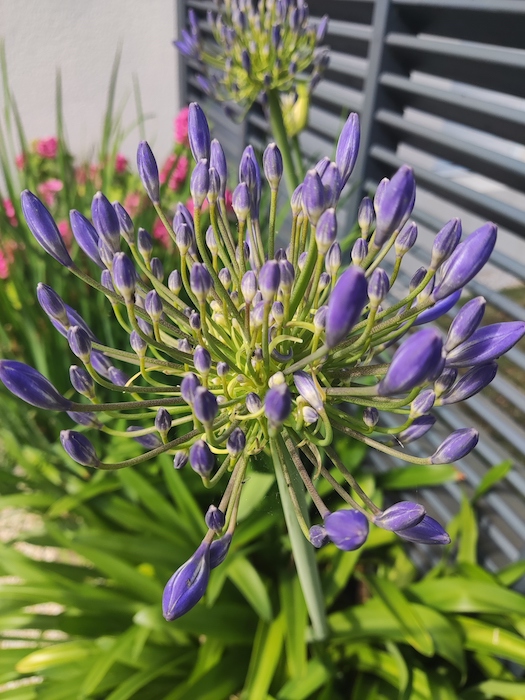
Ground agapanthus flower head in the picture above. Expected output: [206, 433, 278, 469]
[177, 1, 330, 126]
[5, 102, 523, 628]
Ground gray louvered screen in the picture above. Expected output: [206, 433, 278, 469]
[179, 0, 525, 572]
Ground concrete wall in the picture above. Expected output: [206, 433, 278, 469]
[1, 0, 180, 165]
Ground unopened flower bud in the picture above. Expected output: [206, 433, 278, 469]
[112, 252, 136, 302]
[430, 218, 461, 270]
[303, 406, 319, 425]
[363, 406, 378, 427]
[368, 268, 389, 306]
[69, 365, 95, 398]
[335, 113, 360, 190]
[37, 283, 68, 326]
[155, 408, 172, 438]
[325, 267, 368, 348]
[21, 190, 73, 267]
[351, 238, 368, 266]
[395, 516, 451, 545]
[190, 262, 213, 302]
[246, 392, 262, 413]
[67, 326, 92, 362]
[60, 430, 100, 467]
[162, 542, 210, 621]
[181, 372, 201, 404]
[431, 428, 479, 464]
[227, 427, 246, 455]
[264, 383, 292, 425]
[357, 196, 374, 237]
[374, 502, 425, 531]
[168, 269, 183, 294]
[378, 329, 443, 396]
[263, 143, 283, 190]
[189, 439, 215, 476]
[410, 389, 435, 418]
[188, 103, 211, 162]
[302, 169, 325, 225]
[193, 386, 218, 423]
[395, 222, 418, 257]
[194, 345, 212, 374]
[173, 451, 188, 470]
[69, 210, 104, 268]
[205, 505, 225, 531]
[137, 228, 153, 264]
[259, 260, 281, 302]
[113, 201, 134, 244]
[92, 192, 120, 253]
[325, 242, 341, 277]
[309, 524, 329, 548]
[444, 296, 485, 353]
[324, 509, 369, 551]
[315, 208, 337, 255]
[137, 141, 160, 203]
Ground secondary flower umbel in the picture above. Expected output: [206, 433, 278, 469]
[2, 103, 523, 624]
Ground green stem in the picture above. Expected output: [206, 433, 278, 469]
[267, 89, 299, 196]
[270, 436, 329, 641]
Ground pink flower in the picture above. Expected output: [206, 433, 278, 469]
[124, 191, 141, 217]
[160, 154, 177, 185]
[37, 178, 63, 207]
[115, 153, 128, 174]
[3, 199, 18, 227]
[0, 250, 9, 279]
[15, 153, 26, 170]
[174, 106, 190, 145]
[168, 156, 189, 192]
[57, 220, 73, 247]
[153, 218, 171, 249]
[35, 136, 58, 159]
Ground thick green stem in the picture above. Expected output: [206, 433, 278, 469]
[270, 436, 329, 641]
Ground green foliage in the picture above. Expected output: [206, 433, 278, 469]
[0, 428, 524, 698]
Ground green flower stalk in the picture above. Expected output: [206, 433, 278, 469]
[2, 104, 524, 636]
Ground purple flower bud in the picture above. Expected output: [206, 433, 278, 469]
[434, 368, 458, 397]
[368, 268, 389, 306]
[137, 227, 153, 263]
[259, 260, 281, 302]
[316, 14, 329, 42]
[210, 533, 232, 569]
[324, 509, 369, 551]
[101, 270, 115, 293]
[325, 266, 368, 348]
[205, 227, 217, 255]
[444, 297, 486, 353]
[67, 411, 102, 429]
[189, 312, 201, 332]
[190, 262, 213, 302]
[309, 524, 329, 548]
[413, 290, 462, 327]
[232, 182, 251, 223]
[315, 208, 337, 255]
[67, 326, 92, 362]
[60, 430, 99, 467]
[363, 406, 379, 427]
[126, 426, 163, 450]
[113, 201, 134, 244]
[205, 505, 225, 532]
[395, 221, 418, 257]
[431, 428, 479, 464]
[215, 362, 228, 378]
[325, 242, 341, 277]
[194, 345, 212, 374]
[181, 372, 201, 404]
[302, 169, 325, 225]
[251, 302, 265, 328]
[151, 257, 164, 282]
[130, 330, 147, 358]
[144, 290, 163, 323]
[374, 166, 416, 248]
[188, 103, 211, 163]
[335, 113, 360, 190]
[374, 501, 426, 531]
[278, 261, 294, 294]
[173, 451, 188, 469]
[168, 270, 182, 295]
[430, 218, 461, 270]
[162, 542, 210, 621]
[137, 317, 153, 337]
[410, 389, 435, 417]
[178, 339, 192, 354]
[357, 197, 374, 238]
[90, 350, 113, 379]
[227, 427, 246, 455]
[241, 271, 258, 304]
[190, 159, 210, 207]
[321, 164, 343, 209]
[21, 190, 73, 267]
[193, 386, 218, 424]
[293, 371, 324, 411]
[137, 141, 160, 203]
[69, 365, 95, 398]
[440, 362, 497, 405]
[398, 415, 436, 444]
[314, 305, 328, 330]
[396, 515, 451, 545]
[351, 238, 368, 266]
[263, 143, 283, 190]
[207, 166, 220, 204]
[445, 321, 525, 368]
[378, 328, 443, 396]
[69, 210, 104, 268]
[91, 192, 120, 254]
[433, 223, 497, 301]
[210, 139, 227, 196]
[108, 367, 130, 386]
[97, 238, 114, 269]
[290, 184, 303, 216]
[0, 360, 72, 411]
[264, 383, 292, 425]
[189, 439, 215, 477]
[112, 252, 136, 302]
[246, 392, 262, 414]
[37, 283, 68, 325]
[154, 408, 171, 437]
[303, 406, 319, 425]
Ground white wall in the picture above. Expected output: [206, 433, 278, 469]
[1, 0, 180, 165]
